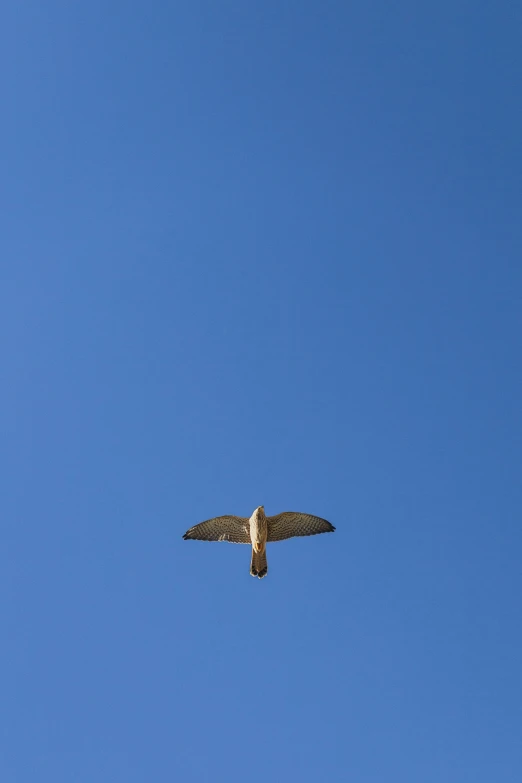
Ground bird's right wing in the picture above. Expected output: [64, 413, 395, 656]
[183, 515, 251, 544]
[267, 512, 335, 542]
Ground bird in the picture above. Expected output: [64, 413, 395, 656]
[182, 506, 335, 579]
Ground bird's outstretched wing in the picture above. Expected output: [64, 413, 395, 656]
[267, 512, 335, 542]
[183, 515, 251, 544]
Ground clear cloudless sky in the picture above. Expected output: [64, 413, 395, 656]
[2, 2, 521, 781]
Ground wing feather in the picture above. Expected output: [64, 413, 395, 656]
[183, 515, 251, 544]
[267, 512, 335, 542]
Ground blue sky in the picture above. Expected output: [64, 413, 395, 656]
[2, 1, 521, 781]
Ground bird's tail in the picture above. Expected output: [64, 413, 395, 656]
[250, 548, 268, 579]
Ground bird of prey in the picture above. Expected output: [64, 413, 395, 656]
[182, 506, 335, 579]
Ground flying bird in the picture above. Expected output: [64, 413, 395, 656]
[182, 506, 335, 578]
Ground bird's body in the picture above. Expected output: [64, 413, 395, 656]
[249, 506, 268, 577]
[183, 506, 335, 579]
[250, 505, 267, 552]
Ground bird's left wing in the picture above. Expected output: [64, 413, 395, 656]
[267, 512, 335, 542]
[183, 515, 251, 543]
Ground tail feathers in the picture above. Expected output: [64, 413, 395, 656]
[250, 548, 268, 579]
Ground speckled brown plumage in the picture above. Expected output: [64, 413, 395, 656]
[183, 506, 335, 579]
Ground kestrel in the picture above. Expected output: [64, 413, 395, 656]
[182, 506, 335, 579]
